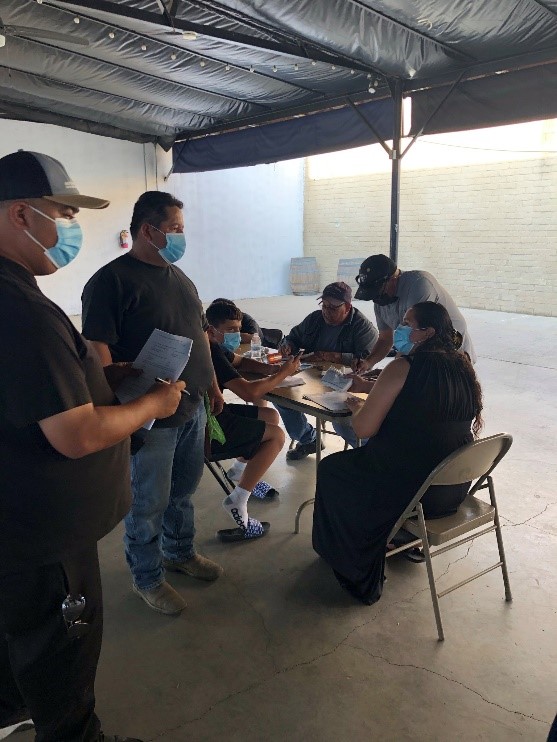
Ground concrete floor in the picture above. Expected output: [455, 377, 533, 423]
[28, 299, 556, 741]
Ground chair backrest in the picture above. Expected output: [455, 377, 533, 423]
[261, 327, 284, 348]
[388, 433, 513, 541]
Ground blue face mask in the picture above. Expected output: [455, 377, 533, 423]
[149, 225, 186, 264]
[221, 331, 241, 352]
[25, 205, 83, 268]
[393, 324, 415, 355]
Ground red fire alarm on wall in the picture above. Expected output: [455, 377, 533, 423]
[119, 229, 130, 249]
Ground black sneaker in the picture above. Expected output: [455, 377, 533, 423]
[286, 440, 325, 461]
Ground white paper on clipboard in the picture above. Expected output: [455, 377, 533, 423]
[115, 328, 193, 429]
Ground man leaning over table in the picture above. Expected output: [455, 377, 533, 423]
[276, 281, 378, 461]
[82, 190, 224, 617]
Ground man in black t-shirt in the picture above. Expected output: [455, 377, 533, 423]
[205, 302, 300, 541]
[82, 191, 224, 616]
[0, 152, 183, 742]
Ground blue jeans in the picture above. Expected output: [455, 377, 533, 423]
[124, 402, 206, 591]
[331, 420, 368, 449]
[274, 404, 315, 445]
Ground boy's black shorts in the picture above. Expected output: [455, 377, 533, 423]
[210, 403, 266, 461]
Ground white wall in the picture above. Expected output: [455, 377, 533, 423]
[0, 120, 166, 314]
[170, 159, 304, 301]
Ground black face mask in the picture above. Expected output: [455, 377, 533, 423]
[372, 291, 398, 306]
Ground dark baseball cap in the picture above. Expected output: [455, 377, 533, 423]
[318, 281, 352, 304]
[0, 150, 109, 209]
[354, 254, 397, 299]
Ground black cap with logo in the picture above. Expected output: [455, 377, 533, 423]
[354, 254, 397, 301]
[0, 150, 109, 210]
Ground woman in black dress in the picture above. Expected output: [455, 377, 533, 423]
[312, 301, 483, 605]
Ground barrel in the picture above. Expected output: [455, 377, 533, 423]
[337, 257, 366, 291]
[289, 257, 320, 295]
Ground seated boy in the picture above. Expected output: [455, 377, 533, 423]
[206, 302, 301, 542]
[209, 298, 262, 344]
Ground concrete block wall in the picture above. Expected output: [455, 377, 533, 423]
[304, 155, 557, 316]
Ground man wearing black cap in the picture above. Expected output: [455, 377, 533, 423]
[0, 151, 184, 742]
[354, 254, 476, 371]
[277, 281, 378, 460]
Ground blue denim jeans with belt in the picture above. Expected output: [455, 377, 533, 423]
[124, 401, 206, 591]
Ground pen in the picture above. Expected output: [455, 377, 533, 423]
[155, 377, 190, 396]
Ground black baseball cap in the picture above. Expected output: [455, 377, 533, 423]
[354, 254, 397, 299]
[318, 281, 352, 304]
[0, 150, 109, 209]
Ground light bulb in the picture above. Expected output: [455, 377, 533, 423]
[367, 73, 372, 79]
[182, 31, 197, 41]
[225, 64, 230, 71]
[272, 65, 277, 73]
[36, 0, 43, 4]
[73, 17, 80, 24]
[350, 69, 355, 74]
[331, 65, 336, 70]
[141, 44, 147, 51]
[171, 53, 177, 60]
[108, 31, 115, 39]
[368, 84, 376, 94]
[311, 60, 316, 66]
[294, 63, 299, 71]
[200, 60, 206, 67]
[249, 65, 254, 72]
[0, 34, 5, 48]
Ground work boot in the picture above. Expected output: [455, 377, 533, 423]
[286, 439, 326, 461]
[163, 554, 223, 582]
[132, 581, 186, 615]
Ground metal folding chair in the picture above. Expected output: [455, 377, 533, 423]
[386, 433, 513, 641]
[204, 457, 235, 495]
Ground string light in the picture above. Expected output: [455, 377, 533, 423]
[350, 69, 355, 74]
[249, 65, 254, 72]
[367, 73, 372, 79]
[73, 17, 80, 24]
[225, 64, 230, 71]
[294, 63, 299, 71]
[311, 60, 316, 66]
[182, 31, 197, 41]
[108, 31, 115, 39]
[200, 60, 206, 67]
[171, 53, 177, 60]
[368, 83, 376, 94]
[36, 0, 43, 4]
[272, 65, 277, 72]
[141, 44, 147, 51]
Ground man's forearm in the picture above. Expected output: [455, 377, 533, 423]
[364, 335, 393, 368]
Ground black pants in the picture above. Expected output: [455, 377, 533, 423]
[0, 545, 103, 741]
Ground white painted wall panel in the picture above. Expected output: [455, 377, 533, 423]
[170, 159, 304, 301]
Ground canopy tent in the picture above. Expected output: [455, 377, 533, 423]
[1, 0, 556, 258]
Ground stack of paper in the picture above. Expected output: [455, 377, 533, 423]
[116, 328, 193, 429]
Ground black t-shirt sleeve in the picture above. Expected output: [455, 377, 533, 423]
[241, 312, 259, 335]
[81, 267, 124, 345]
[0, 305, 92, 428]
[210, 343, 241, 389]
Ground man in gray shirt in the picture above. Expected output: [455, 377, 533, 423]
[354, 254, 476, 371]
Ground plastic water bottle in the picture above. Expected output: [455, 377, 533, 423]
[250, 333, 262, 360]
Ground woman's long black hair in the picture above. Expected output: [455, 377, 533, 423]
[412, 301, 483, 437]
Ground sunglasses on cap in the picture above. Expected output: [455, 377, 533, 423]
[355, 272, 390, 287]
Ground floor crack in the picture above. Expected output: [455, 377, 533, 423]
[345, 643, 550, 726]
[500, 504, 550, 528]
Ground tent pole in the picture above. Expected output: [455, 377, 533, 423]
[389, 79, 404, 264]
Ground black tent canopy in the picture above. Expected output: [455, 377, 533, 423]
[1, 0, 556, 257]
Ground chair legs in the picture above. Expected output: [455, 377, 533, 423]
[204, 458, 234, 496]
[488, 476, 513, 602]
[417, 504, 445, 641]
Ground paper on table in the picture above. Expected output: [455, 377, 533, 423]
[303, 391, 351, 411]
[274, 376, 306, 388]
[116, 328, 193, 430]
[321, 367, 353, 392]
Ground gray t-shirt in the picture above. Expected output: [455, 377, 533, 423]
[374, 270, 476, 363]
